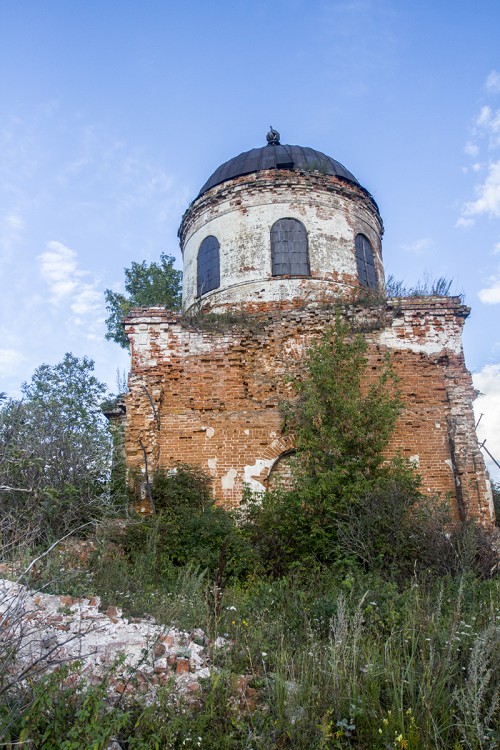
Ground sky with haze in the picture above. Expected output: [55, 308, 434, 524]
[1, 0, 499, 478]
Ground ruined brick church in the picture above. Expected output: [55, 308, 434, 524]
[122, 128, 495, 524]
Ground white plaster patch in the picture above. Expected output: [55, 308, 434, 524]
[378, 320, 463, 355]
[283, 338, 305, 360]
[243, 458, 274, 493]
[205, 426, 215, 438]
[409, 454, 420, 467]
[445, 458, 461, 485]
[435, 422, 441, 428]
[221, 468, 237, 491]
[207, 458, 217, 472]
[484, 478, 495, 520]
[244, 429, 250, 435]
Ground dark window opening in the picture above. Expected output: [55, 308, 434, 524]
[355, 234, 377, 290]
[271, 218, 310, 277]
[197, 235, 220, 297]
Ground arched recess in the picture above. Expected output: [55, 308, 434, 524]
[266, 450, 296, 491]
[271, 218, 310, 276]
[197, 235, 220, 296]
[355, 233, 377, 290]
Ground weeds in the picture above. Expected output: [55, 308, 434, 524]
[386, 273, 459, 299]
[181, 308, 265, 334]
[2, 560, 499, 747]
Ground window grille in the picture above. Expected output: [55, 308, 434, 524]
[271, 218, 310, 277]
[197, 235, 220, 296]
[355, 234, 377, 289]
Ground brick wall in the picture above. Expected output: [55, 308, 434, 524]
[124, 298, 495, 525]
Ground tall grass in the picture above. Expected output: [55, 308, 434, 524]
[5, 548, 499, 748]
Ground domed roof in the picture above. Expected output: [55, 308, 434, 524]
[197, 128, 359, 198]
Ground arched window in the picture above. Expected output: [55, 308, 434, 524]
[197, 236, 220, 297]
[271, 218, 309, 277]
[355, 234, 377, 290]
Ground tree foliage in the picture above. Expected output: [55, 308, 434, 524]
[104, 253, 182, 348]
[0, 353, 112, 552]
[243, 317, 425, 575]
[285, 316, 400, 484]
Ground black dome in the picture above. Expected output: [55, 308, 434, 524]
[198, 143, 359, 197]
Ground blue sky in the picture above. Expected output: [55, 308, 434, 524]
[1, 0, 499, 477]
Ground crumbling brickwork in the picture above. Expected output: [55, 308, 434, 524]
[179, 170, 384, 314]
[124, 298, 495, 525]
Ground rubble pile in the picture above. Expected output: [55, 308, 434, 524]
[0, 578, 216, 698]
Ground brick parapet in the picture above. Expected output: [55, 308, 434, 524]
[178, 170, 383, 248]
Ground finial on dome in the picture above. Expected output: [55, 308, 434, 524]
[266, 126, 280, 146]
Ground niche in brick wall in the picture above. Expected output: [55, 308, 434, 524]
[266, 451, 296, 491]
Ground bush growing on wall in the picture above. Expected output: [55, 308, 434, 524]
[244, 317, 448, 578]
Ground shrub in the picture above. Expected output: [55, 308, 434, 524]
[243, 317, 496, 582]
[119, 465, 255, 587]
[152, 463, 213, 513]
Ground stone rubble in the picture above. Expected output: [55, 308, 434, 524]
[0, 577, 217, 699]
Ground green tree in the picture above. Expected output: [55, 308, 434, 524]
[0, 354, 112, 551]
[244, 316, 421, 574]
[104, 253, 182, 348]
[286, 316, 400, 486]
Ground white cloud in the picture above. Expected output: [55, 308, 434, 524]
[455, 217, 475, 228]
[478, 271, 500, 304]
[474, 105, 500, 148]
[462, 160, 500, 219]
[400, 238, 432, 255]
[485, 70, 500, 94]
[0, 211, 25, 262]
[465, 142, 479, 157]
[71, 286, 102, 316]
[37, 241, 104, 333]
[459, 80, 500, 225]
[473, 363, 500, 480]
[476, 105, 492, 127]
[38, 241, 81, 300]
[493, 241, 500, 255]
[6, 214, 24, 231]
[0, 348, 27, 378]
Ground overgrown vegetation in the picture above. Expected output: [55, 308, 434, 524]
[181, 307, 266, 334]
[0, 354, 113, 554]
[107, 465, 255, 592]
[3, 572, 499, 749]
[1, 321, 498, 748]
[244, 318, 411, 576]
[385, 273, 457, 298]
